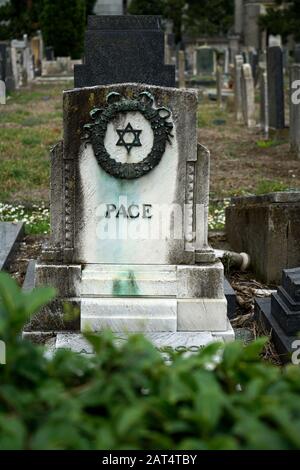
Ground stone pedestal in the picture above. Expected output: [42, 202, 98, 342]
[255, 268, 300, 362]
[226, 192, 300, 284]
[26, 82, 234, 347]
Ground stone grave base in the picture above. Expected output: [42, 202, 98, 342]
[255, 298, 297, 363]
[24, 260, 235, 347]
[23, 325, 234, 355]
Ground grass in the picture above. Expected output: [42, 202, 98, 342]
[0, 83, 67, 203]
[0, 84, 299, 234]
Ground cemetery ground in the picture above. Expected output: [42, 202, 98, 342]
[1, 82, 299, 363]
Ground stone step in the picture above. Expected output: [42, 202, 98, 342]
[55, 331, 224, 355]
[0, 222, 24, 271]
[81, 264, 177, 297]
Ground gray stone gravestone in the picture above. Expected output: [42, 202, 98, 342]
[234, 54, 244, 121]
[267, 46, 285, 129]
[241, 63, 255, 128]
[294, 44, 300, 64]
[25, 82, 233, 346]
[74, 16, 175, 88]
[0, 42, 15, 92]
[45, 46, 55, 61]
[259, 65, 269, 136]
[194, 46, 217, 77]
[290, 64, 300, 158]
[178, 50, 185, 88]
[0, 43, 6, 81]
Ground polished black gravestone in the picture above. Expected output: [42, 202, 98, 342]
[74, 15, 175, 88]
[255, 268, 300, 363]
[294, 44, 300, 63]
[267, 46, 285, 129]
[0, 42, 15, 92]
[0, 43, 6, 81]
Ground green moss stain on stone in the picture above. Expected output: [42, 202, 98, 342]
[112, 270, 139, 297]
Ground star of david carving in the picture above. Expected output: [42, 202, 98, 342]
[116, 122, 142, 154]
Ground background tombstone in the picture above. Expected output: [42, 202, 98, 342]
[45, 46, 55, 61]
[216, 65, 223, 108]
[259, 65, 269, 136]
[194, 46, 217, 77]
[294, 43, 300, 63]
[268, 34, 282, 48]
[234, 54, 244, 121]
[11, 35, 34, 88]
[0, 43, 6, 83]
[241, 63, 255, 128]
[228, 35, 240, 64]
[31, 31, 43, 76]
[178, 50, 185, 88]
[290, 64, 300, 158]
[267, 46, 285, 129]
[74, 15, 175, 87]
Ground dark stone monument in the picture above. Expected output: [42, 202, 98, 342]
[74, 15, 175, 88]
[45, 46, 55, 61]
[0, 43, 6, 81]
[0, 42, 15, 91]
[294, 43, 300, 63]
[267, 46, 285, 129]
[255, 268, 300, 362]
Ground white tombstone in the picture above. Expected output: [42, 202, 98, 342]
[234, 54, 244, 121]
[29, 83, 234, 347]
[241, 63, 256, 128]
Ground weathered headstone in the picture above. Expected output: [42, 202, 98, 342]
[294, 43, 300, 63]
[216, 65, 223, 107]
[178, 50, 185, 88]
[243, 3, 262, 50]
[241, 63, 255, 128]
[290, 64, 300, 158]
[45, 46, 55, 61]
[0, 42, 15, 92]
[267, 46, 285, 129]
[31, 31, 43, 76]
[234, 54, 244, 121]
[74, 16, 175, 87]
[269, 34, 282, 48]
[26, 81, 233, 346]
[0, 43, 6, 82]
[228, 35, 240, 64]
[255, 268, 300, 362]
[194, 46, 217, 77]
[42, 56, 81, 77]
[259, 66, 269, 136]
[11, 35, 34, 88]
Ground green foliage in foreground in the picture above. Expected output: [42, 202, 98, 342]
[1, 273, 300, 450]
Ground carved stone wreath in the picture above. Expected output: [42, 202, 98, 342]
[83, 91, 174, 179]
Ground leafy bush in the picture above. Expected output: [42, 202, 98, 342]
[1, 273, 300, 450]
